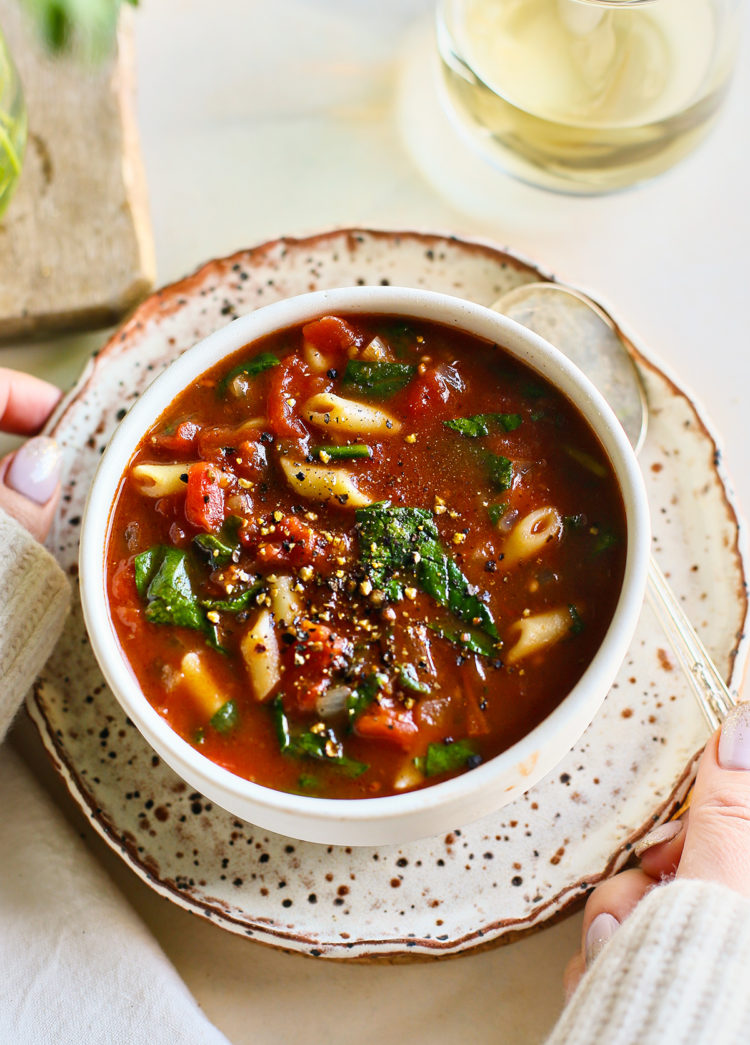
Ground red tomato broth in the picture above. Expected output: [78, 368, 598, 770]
[106, 314, 627, 800]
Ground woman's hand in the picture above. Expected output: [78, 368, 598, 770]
[0, 368, 63, 542]
[565, 701, 750, 996]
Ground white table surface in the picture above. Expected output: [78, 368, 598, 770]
[4, 1, 750, 1041]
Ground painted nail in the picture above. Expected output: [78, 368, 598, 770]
[633, 820, 683, 858]
[718, 702, 750, 771]
[585, 912, 619, 968]
[6, 436, 62, 505]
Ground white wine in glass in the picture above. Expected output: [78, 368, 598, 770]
[437, 0, 741, 193]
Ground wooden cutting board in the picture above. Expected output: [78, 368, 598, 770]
[0, 1, 154, 340]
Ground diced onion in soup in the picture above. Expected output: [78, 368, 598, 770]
[360, 336, 392, 362]
[303, 392, 401, 437]
[240, 609, 281, 701]
[315, 684, 352, 718]
[393, 759, 425, 791]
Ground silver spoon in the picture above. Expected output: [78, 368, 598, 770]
[492, 281, 736, 731]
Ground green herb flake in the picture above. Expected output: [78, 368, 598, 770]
[211, 700, 239, 733]
[218, 352, 279, 396]
[291, 731, 369, 777]
[488, 503, 508, 526]
[418, 739, 479, 778]
[568, 604, 585, 635]
[444, 413, 522, 438]
[273, 696, 292, 752]
[396, 663, 430, 694]
[593, 528, 618, 554]
[201, 581, 264, 614]
[427, 622, 500, 658]
[273, 697, 369, 776]
[563, 514, 587, 532]
[341, 360, 416, 399]
[347, 672, 388, 722]
[487, 454, 514, 491]
[564, 445, 608, 478]
[193, 515, 243, 567]
[193, 533, 236, 567]
[311, 444, 373, 461]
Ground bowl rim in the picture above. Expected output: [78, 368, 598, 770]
[79, 285, 649, 831]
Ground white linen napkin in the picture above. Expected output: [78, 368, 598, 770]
[0, 746, 230, 1045]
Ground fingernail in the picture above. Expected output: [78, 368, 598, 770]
[718, 702, 750, 770]
[633, 820, 683, 858]
[585, 912, 619, 968]
[6, 437, 62, 504]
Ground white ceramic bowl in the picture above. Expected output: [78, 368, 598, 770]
[79, 286, 649, 846]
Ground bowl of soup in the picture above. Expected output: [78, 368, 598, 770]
[79, 286, 649, 845]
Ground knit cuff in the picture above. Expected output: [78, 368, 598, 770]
[0, 509, 71, 743]
[547, 877, 750, 1045]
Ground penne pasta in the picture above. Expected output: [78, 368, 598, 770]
[131, 462, 192, 498]
[502, 506, 563, 567]
[505, 607, 572, 664]
[302, 340, 330, 374]
[240, 609, 281, 701]
[278, 456, 371, 508]
[303, 391, 401, 437]
[180, 651, 225, 717]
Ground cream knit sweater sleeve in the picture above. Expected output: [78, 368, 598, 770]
[0, 509, 71, 742]
[546, 877, 750, 1045]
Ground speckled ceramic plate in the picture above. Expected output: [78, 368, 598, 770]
[28, 228, 748, 959]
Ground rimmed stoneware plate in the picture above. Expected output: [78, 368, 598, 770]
[29, 228, 748, 960]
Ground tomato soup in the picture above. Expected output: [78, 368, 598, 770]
[106, 313, 626, 799]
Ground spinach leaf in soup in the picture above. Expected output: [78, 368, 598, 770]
[417, 739, 480, 777]
[487, 454, 514, 491]
[341, 360, 416, 399]
[217, 352, 279, 396]
[444, 413, 522, 438]
[355, 503, 498, 643]
[135, 546, 205, 630]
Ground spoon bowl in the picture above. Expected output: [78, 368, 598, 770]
[492, 281, 736, 730]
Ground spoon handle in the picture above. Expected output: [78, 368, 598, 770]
[646, 556, 737, 731]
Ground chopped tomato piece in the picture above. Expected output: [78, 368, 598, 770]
[152, 421, 201, 454]
[283, 620, 351, 711]
[463, 687, 490, 737]
[255, 514, 336, 570]
[267, 355, 309, 439]
[185, 462, 225, 532]
[111, 556, 138, 603]
[403, 368, 455, 419]
[234, 440, 268, 480]
[197, 423, 263, 458]
[355, 700, 419, 751]
[110, 558, 141, 636]
[302, 316, 361, 355]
